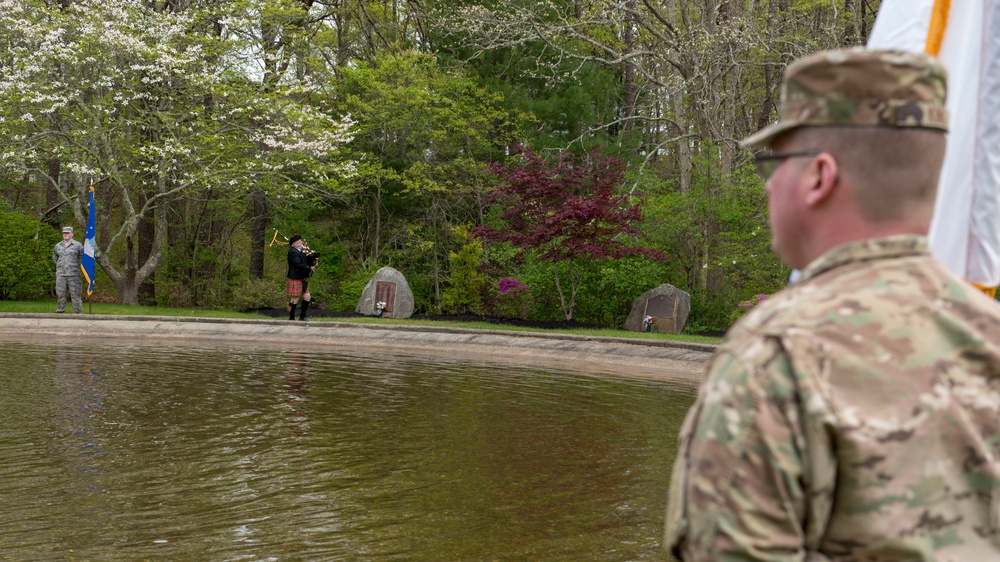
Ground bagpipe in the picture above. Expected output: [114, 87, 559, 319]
[270, 229, 320, 267]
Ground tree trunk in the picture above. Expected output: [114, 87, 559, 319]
[553, 259, 570, 320]
[665, 0, 691, 193]
[115, 277, 140, 306]
[622, 0, 637, 134]
[98, 176, 171, 305]
[553, 258, 577, 321]
[45, 158, 60, 230]
[699, 222, 710, 291]
[108, 234, 141, 306]
[432, 205, 441, 311]
[371, 180, 383, 264]
[137, 197, 156, 305]
[859, 0, 873, 44]
[250, 187, 268, 279]
[675, 94, 692, 193]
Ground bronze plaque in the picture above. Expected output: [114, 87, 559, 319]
[376, 281, 396, 315]
[644, 295, 675, 319]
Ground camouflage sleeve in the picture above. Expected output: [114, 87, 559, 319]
[666, 338, 820, 561]
[53, 244, 59, 265]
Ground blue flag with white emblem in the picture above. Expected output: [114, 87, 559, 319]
[81, 185, 96, 296]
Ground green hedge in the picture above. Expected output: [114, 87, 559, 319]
[0, 211, 61, 300]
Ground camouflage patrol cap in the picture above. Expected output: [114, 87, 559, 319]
[741, 48, 949, 149]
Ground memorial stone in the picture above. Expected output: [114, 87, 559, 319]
[356, 266, 415, 318]
[623, 284, 691, 334]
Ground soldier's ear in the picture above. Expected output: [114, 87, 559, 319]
[803, 152, 839, 208]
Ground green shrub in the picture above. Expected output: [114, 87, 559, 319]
[230, 277, 283, 311]
[301, 239, 346, 308]
[504, 257, 562, 321]
[0, 212, 61, 300]
[329, 265, 372, 312]
[440, 235, 486, 314]
[574, 256, 668, 327]
[407, 270, 436, 315]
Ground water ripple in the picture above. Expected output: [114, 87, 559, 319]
[0, 340, 695, 560]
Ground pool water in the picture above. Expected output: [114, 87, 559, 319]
[0, 340, 696, 560]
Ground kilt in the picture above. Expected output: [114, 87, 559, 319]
[286, 278, 309, 297]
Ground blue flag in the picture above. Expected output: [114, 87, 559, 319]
[81, 185, 96, 296]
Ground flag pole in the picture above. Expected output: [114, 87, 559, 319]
[81, 183, 97, 310]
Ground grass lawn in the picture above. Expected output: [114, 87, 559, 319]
[0, 300, 723, 345]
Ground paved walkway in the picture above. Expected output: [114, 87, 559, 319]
[0, 313, 715, 383]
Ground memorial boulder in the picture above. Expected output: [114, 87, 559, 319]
[624, 284, 691, 334]
[356, 266, 415, 319]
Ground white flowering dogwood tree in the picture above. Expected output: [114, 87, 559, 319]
[0, 0, 353, 304]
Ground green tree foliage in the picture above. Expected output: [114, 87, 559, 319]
[433, 0, 879, 157]
[0, 0, 353, 305]
[428, 0, 646, 153]
[256, 214, 349, 311]
[430, 0, 880, 329]
[643, 143, 788, 330]
[0, 0, 884, 329]
[477, 147, 666, 320]
[327, 265, 373, 313]
[578, 256, 670, 327]
[0, 211, 61, 300]
[331, 50, 517, 308]
[440, 227, 486, 315]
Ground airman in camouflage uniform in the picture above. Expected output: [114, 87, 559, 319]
[666, 49, 1000, 561]
[53, 225, 84, 313]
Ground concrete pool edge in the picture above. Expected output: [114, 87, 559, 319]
[0, 313, 715, 381]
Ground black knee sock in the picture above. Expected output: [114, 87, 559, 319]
[288, 301, 297, 320]
[299, 299, 310, 320]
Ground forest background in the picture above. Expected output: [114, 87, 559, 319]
[0, 0, 881, 332]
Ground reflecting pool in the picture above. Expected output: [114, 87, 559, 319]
[0, 339, 697, 560]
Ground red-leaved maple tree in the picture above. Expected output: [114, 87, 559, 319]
[475, 147, 666, 321]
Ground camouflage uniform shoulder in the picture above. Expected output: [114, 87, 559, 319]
[725, 236, 1000, 350]
[700, 236, 1000, 559]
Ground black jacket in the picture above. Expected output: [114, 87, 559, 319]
[287, 247, 312, 280]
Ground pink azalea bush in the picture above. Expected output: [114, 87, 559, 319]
[738, 293, 768, 312]
[495, 277, 532, 319]
[731, 293, 769, 325]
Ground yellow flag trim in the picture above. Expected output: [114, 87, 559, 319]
[924, 0, 951, 56]
[969, 281, 999, 299]
[923, 0, 997, 299]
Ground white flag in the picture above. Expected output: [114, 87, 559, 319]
[869, 0, 1000, 295]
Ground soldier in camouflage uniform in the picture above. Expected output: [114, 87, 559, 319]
[665, 49, 1000, 560]
[53, 226, 84, 314]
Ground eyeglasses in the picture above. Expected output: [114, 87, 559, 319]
[753, 150, 822, 180]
